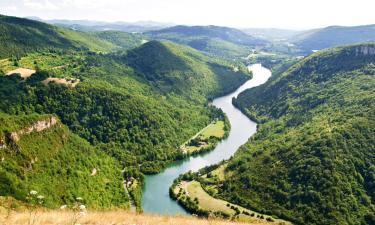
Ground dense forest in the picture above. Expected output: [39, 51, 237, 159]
[0, 15, 251, 209]
[223, 44, 375, 225]
[0, 112, 129, 208]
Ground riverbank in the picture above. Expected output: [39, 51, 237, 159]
[170, 165, 291, 225]
[142, 64, 271, 214]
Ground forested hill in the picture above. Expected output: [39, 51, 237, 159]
[145, 25, 268, 59]
[0, 112, 129, 208]
[0, 15, 250, 209]
[292, 24, 375, 53]
[0, 14, 144, 58]
[125, 40, 250, 101]
[226, 44, 375, 224]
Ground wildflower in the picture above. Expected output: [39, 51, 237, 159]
[60, 205, 67, 209]
[76, 197, 83, 201]
[29, 190, 37, 195]
[79, 205, 86, 210]
[37, 195, 44, 199]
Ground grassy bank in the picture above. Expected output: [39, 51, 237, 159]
[180, 117, 230, 155]
[170, 166, 291, 225]
[0, 209, 276, 225]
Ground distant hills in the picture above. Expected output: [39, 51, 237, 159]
[242, 28, 303, 41]
[0, 15, 145, 57]
[145, 25, 268, 58]
[27, 16, 173, 33]
[290, 24, 375, 53]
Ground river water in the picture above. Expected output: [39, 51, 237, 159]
[141, 64, 272, 215]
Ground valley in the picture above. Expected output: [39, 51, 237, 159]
[0, 5, 374, 225]
[141, 64, 271, 216]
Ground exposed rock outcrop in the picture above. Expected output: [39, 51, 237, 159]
[8, 117, 58, 142]
[355, 45, 375, 56]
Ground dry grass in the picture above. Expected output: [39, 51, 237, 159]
[6, 68, 36, 78]
[0, 210, 272, 225]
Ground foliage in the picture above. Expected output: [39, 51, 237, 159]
[146, 25, 268, 59]
[0, 112, 129, 209]
[0, 14, 143, 59]
[226, 44, 375, 225]
[0, 15, 251, 210]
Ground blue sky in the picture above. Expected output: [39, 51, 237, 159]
[1, 0, 374, 29]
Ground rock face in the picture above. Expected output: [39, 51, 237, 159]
[9, 117, 58, 142]
[355, 45, 375, 56]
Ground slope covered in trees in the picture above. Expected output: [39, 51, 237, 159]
[0, 15, 251, 209]
[146, 25, 268, 59]
[0, 14, 144, 58]
[222, 44, 375, 225]
[0, 112, 129, 208]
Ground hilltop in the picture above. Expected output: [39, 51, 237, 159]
[146, 25, 268, 58]
[0, 14, 144, 58]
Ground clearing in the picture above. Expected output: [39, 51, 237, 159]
[180, 120, 225, 154]
[42, 77, 80, 88]
[6, 68, 36, 78]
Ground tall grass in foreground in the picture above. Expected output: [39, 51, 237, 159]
[0, 210, 274, 225]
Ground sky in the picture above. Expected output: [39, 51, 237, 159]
[0, 0, 375, 29]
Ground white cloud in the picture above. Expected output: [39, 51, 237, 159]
[4, 5, 18, 11]
[23, 0, 59, 11]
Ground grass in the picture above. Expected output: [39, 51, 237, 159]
[203, 164, 227, 181]
[200, 121, 225, 139]
[180, 120, 225, 154]
[187, 181, 235, 215]
[0, 209, 275, 225]
[176, 181, 291, 225]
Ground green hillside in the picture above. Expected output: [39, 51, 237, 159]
[0, 14, 144, 58]
[94, 30, 145, 50]
[0, 112, 129, 208]
[0, 15, 251, 210]
[292, 24, 375, 53]
[125, 41, 250, 100]
[146, 25, 268, 59]
[221, 44, 375, 224]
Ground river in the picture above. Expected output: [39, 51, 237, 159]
[141, 64, 272, 214]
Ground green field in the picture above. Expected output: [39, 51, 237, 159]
[175, 180, 290, 224]
[181, 120, 226, 154]
[200, 120, 225, 139]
